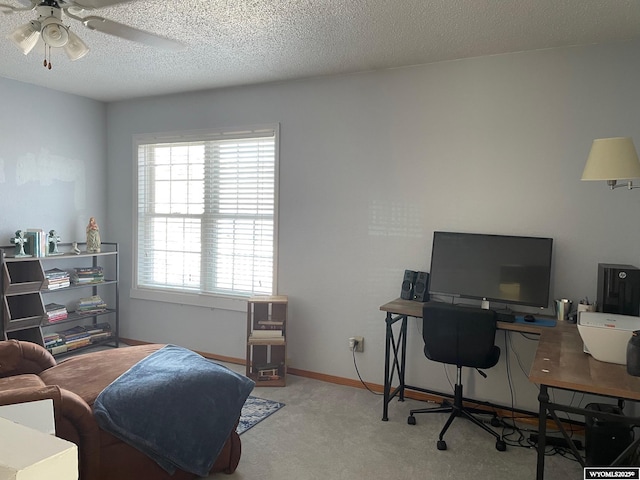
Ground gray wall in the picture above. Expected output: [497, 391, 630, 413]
[106, 39, 640, 413]
[0, 77, 107, 248]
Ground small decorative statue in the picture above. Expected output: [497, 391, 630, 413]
[11, 230, 30, 257]
[71, 242, 81, 255]
[47, 230, 63, 255]
[86, 217, 101, 253]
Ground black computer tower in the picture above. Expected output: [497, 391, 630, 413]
[585, 403, 634, 466]
[597, 264, 640, 316]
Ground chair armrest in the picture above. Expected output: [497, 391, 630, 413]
[0, 384, 62, 407]
[0, 340, 56, 377]
[0, 384, 100, 480]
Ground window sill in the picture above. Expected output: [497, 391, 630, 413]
[130, 288, 248, 312]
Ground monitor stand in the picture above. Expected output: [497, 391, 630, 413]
[481, 299, 515, 322]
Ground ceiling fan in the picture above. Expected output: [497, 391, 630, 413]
[0, 0, 184, 68]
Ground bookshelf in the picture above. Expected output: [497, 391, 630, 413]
[246, 295, 287, 386]
[1, 242, 119, 357]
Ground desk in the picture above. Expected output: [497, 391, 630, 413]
[530, 323, 640, 479]
[380, 298, 546, 421]
[381, 298, 640, 479]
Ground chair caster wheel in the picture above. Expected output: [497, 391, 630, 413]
[490, 417, 501, 427]
[437, 440, 447, 450]
[407, 415, 416, 425]
[496, 440, 506, 451]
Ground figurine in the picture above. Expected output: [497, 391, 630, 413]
[86, 217, 101, 253]
[47, 230, 63, 255]
[11, 230, 30, 257]
[71, 242, 81, 255]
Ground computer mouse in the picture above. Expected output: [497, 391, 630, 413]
[523, 314, 535, 322]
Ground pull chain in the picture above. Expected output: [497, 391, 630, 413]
[43, 45, 52, 70]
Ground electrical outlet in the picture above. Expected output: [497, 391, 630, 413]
[348, 336, 364, 352]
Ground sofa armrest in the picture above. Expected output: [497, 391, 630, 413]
[0, 340, 56, 377]
[0, 384, 100, 480]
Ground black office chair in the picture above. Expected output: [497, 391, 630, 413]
[407, 302, 506, 452]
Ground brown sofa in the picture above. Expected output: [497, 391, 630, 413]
[0, 340, 242, 480]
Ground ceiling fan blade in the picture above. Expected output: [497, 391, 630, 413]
[82, 16, 185, 51]
[64, 0, 135, 9]
[0, 0, 35, 13]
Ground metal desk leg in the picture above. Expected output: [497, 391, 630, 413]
[382, 312, 408, 421]
[383, 312, 393, 421]
[399, 314, 408, 402]
[536, 385, 549, 480]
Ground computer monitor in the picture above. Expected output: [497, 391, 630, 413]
[428, 231, 553, 309]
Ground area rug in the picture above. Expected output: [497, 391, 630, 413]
[237, 396, 285, 435]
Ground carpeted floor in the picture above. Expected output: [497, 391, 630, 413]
[201, 363, 584, 480]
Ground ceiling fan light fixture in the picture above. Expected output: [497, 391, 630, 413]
[64, 29, 89, 61]
[7, 20, 41, 55]
[41, 19, 69, 48]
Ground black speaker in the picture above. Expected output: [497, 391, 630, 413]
[413, 272, 430, 302]
[401, 270, 417, 300]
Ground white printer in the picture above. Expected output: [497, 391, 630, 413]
[577, 311, 640, 365]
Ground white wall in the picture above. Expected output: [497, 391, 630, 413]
[0, 77, 107, 248]
[102, 39, 640, 413]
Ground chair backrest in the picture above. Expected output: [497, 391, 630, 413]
[422, 302, 499, 369]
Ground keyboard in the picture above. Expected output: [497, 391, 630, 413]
[495, 311, 515, 323]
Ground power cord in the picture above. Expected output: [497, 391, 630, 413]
[351, 343, 382, 395]
[494, 330, 584, 461]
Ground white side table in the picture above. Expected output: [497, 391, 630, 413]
[0, 416, 77, 479]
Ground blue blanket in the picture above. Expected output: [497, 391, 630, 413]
[93, 345, 254, 476]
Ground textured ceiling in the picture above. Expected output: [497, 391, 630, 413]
[1, 0, 640, 102]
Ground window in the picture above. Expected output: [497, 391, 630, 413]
[134, 125, 278, 300]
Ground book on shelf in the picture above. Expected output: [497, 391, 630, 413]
[75, 294, 108, 315]
[24, 229, 47, 257]
[74, 266, 103, 273]
[86, 322, 112, 334]
[44, 279, 71, 290]
[250, 329, 283, 338]
[48, 344, 68, 355]
[22, 231, 38, 257]
[44, 268, 68, 279]
[248, 335, 285, 344]
[66, 338, 91, 350]
[45, 302, 67, 313]
[43, 268, 71, 290]
[255, 362, 281, 371]
[58, 325, 91, 341]
[44, 303, 68, 323]
[48, 323, 113, 353]
[44, 333, 64, 347]
[88, 332, 113, 343]
[71, 266, 104, 285]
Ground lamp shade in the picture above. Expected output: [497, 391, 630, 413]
[63, 30, 89, 61]
[7, 20, 41, 55]
[581, 137, 640, 181]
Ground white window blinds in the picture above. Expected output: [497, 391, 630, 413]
[135, 126, 278, 297]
